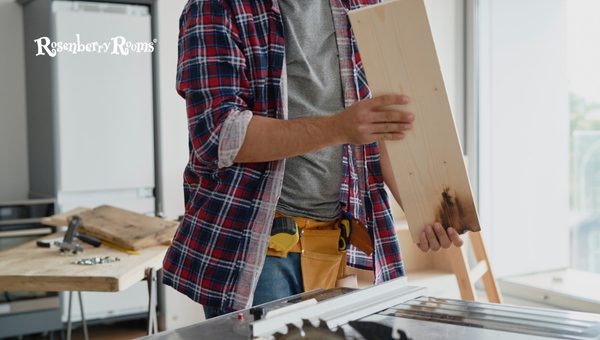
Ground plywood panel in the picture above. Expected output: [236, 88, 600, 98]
[348, 0, 480, 243]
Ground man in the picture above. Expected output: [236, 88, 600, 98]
[163, 0, 463, 319]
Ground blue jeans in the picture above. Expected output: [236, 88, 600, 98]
[203, 253, 303, 319]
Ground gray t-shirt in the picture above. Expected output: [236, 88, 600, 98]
[276, 0, 345, 221]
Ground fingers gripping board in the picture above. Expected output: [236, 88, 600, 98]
[348, 0, 480, 243]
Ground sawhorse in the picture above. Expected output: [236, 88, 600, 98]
[448, 231, 502, 303]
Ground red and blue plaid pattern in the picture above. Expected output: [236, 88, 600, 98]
[163, 0, 405, 312]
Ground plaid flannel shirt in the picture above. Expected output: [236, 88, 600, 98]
[163, 0, 405, 312]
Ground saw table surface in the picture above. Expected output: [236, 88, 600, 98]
[140, 283, 600, 340]
[0, 234, 167, 292]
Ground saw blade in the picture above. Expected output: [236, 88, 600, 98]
[348, 320, 412, 340]
[273, 319, 345, 340]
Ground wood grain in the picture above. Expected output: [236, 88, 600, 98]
[348, 0, 480, 243]
[43, 206, 178, 250]
[79, 206, 178, 250]
[41, 207, 91, 227]
[0, 234, 167, 292]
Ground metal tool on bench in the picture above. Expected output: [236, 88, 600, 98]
[54, 215, 84, 254]
[75, 233, 102, 247]
[36, 232, 101, 249]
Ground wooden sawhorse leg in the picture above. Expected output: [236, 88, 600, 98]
[447, 231, 502, 303]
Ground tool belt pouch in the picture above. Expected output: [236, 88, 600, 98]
[349, 218, 374, 256]
[300, 228, 344, 292]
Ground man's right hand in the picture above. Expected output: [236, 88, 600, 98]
[234, 94, 414, 164]
[334, 94, 414, 145]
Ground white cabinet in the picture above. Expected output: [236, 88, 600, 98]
[53, 1, 154, 194]
[51, 1, 155, 214]
[22, 0, 156, 322]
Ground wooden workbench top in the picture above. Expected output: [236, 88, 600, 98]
[0, 234, 167, 292]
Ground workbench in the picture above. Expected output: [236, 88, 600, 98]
[0, 234, 167, 339]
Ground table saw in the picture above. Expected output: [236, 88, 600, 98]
[141, 278, 600, 339]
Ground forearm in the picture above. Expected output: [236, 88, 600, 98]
[233, 115, 343, 163]
[379, 141, 403, 209]
[233, 93, 414, 164]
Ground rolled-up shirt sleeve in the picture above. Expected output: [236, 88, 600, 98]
[218, 109, 253, 168]
[176, 1, 252, 170]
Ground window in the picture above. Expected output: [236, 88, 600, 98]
[477, 0, 600, 278]
[477, 0, 570, 277]
[568, 0, 600, 274]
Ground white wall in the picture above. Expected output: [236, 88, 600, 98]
[0, 0, 29, 202]
[425, 0, 465, 145]
[155, 0, 188, 221]
[478, 0, 570, 277]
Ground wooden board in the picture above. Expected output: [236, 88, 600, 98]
[0, 234, 167, 292]
[79, 205, 178, 250]
[42, 206, 178, 250]
[41, 207, 91, 227]
[348, 0, 480, 243]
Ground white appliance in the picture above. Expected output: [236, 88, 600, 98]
[22, 0, 156, 323]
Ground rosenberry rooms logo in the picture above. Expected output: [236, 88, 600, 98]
[34, 34, 157, 57]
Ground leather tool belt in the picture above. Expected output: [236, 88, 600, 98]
[267, 212, 374, 292]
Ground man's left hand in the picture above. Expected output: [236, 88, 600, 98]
[418, 223, 463, 252]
